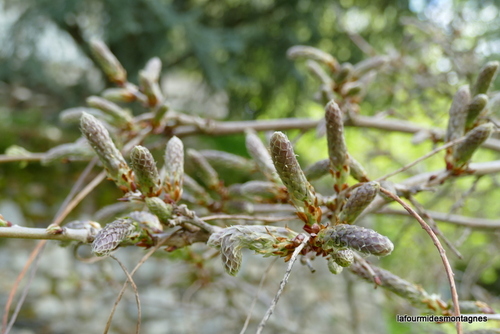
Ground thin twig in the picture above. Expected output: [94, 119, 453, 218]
[103, 235, 172, 334]
[447, 176, 482, 218]
[2, 162, 102, 333]
[52, 171, 107, 227]
[201, 214, 298, 223]
[376, 208, 500, 229]
[344, 273, 361, 334]
[379, 187, 462, 334]
[2, 243, 44, 334]
[256, 234, 310, 334]
[110, 255, 141, 334]
[53, 158, 98, 220]
[376, 137, 466, 181]
[240, 258, 278, 334]
[407, 196, 463, 259]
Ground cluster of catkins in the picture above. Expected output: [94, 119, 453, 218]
[40, 40, 395, 275]
[444, 61, 499, 172]
[209, 100, 395, 276]
[40, 40, 496, 280]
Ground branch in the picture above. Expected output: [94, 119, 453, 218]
[379, 188, 462, 334]
[364, 159, 500, 220]
[0, 226, 93, 243]
[256, 234, 310, 334]
[376, 208, 500, 229]
[171, 114, 500, 153]
[349, 260, 494, 315]
[402, 160, 500, 187]
[201, 214, 298, 223]
[5, 115, 500, 166]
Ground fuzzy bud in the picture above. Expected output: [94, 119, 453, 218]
[245, 129, 280, 183]
[319, 224, 394, 256]
[305, 156, 368, 182]
[139, 69, 163, 106]
[145, 197, 173, 224]
[164, 136, 184, 201]
[240, 181, 286, 201]
[86, 96, 132, 127]
[348, 156, 369, 182]
[445, 85, 471, 143]
[287, 45, 339, 71]
[327, 257, 343, 274]
[472, 61, 499, 96]
[130, 145, 161, 197]
[153, 103, 170, 126]
[339, 182, 380, 224]
[128, 211, 163, 233]
[451, 123, 493, 168]
[80, 113, 133, 191]
[332, 249, 354, 267]
[351, 56, 388, 79]
[325, 100, 349, 192]
[59, 107, 112, 125]
[465, 94, 488, 130]
[92, 219, 138, 257]
[208, 225, 297, 276]
[341, 81, 363, 96]
[0, 214, 11, 227]
[186, 149, 220, 190]
[42, 138, 95, 165]
[270, 132, 320, 225]
[335, 63, 353, 83]
[143, 57, 162, 82]
[199, 150, 256, 175]
[304, 159, 330, 181]
[306, 60, 333, 86]
[183, 174, 212, 205]
[90, 39, 127, 85]
[101, 88, 137, 103]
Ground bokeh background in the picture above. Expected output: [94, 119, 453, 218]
[2, 0, 500, 333]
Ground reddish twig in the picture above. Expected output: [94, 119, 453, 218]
[2, 162, 103, 334]
[379, 187, 462, 334]
[110, 255, 141, 334]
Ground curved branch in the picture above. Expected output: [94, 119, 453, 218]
[379, 188, 462, 334]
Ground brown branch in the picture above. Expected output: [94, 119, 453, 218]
[376, 208, 500, 229]
[201, 214, 298, 223]
[379, 188, 462, 334]
[170, 114, 500, 154]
